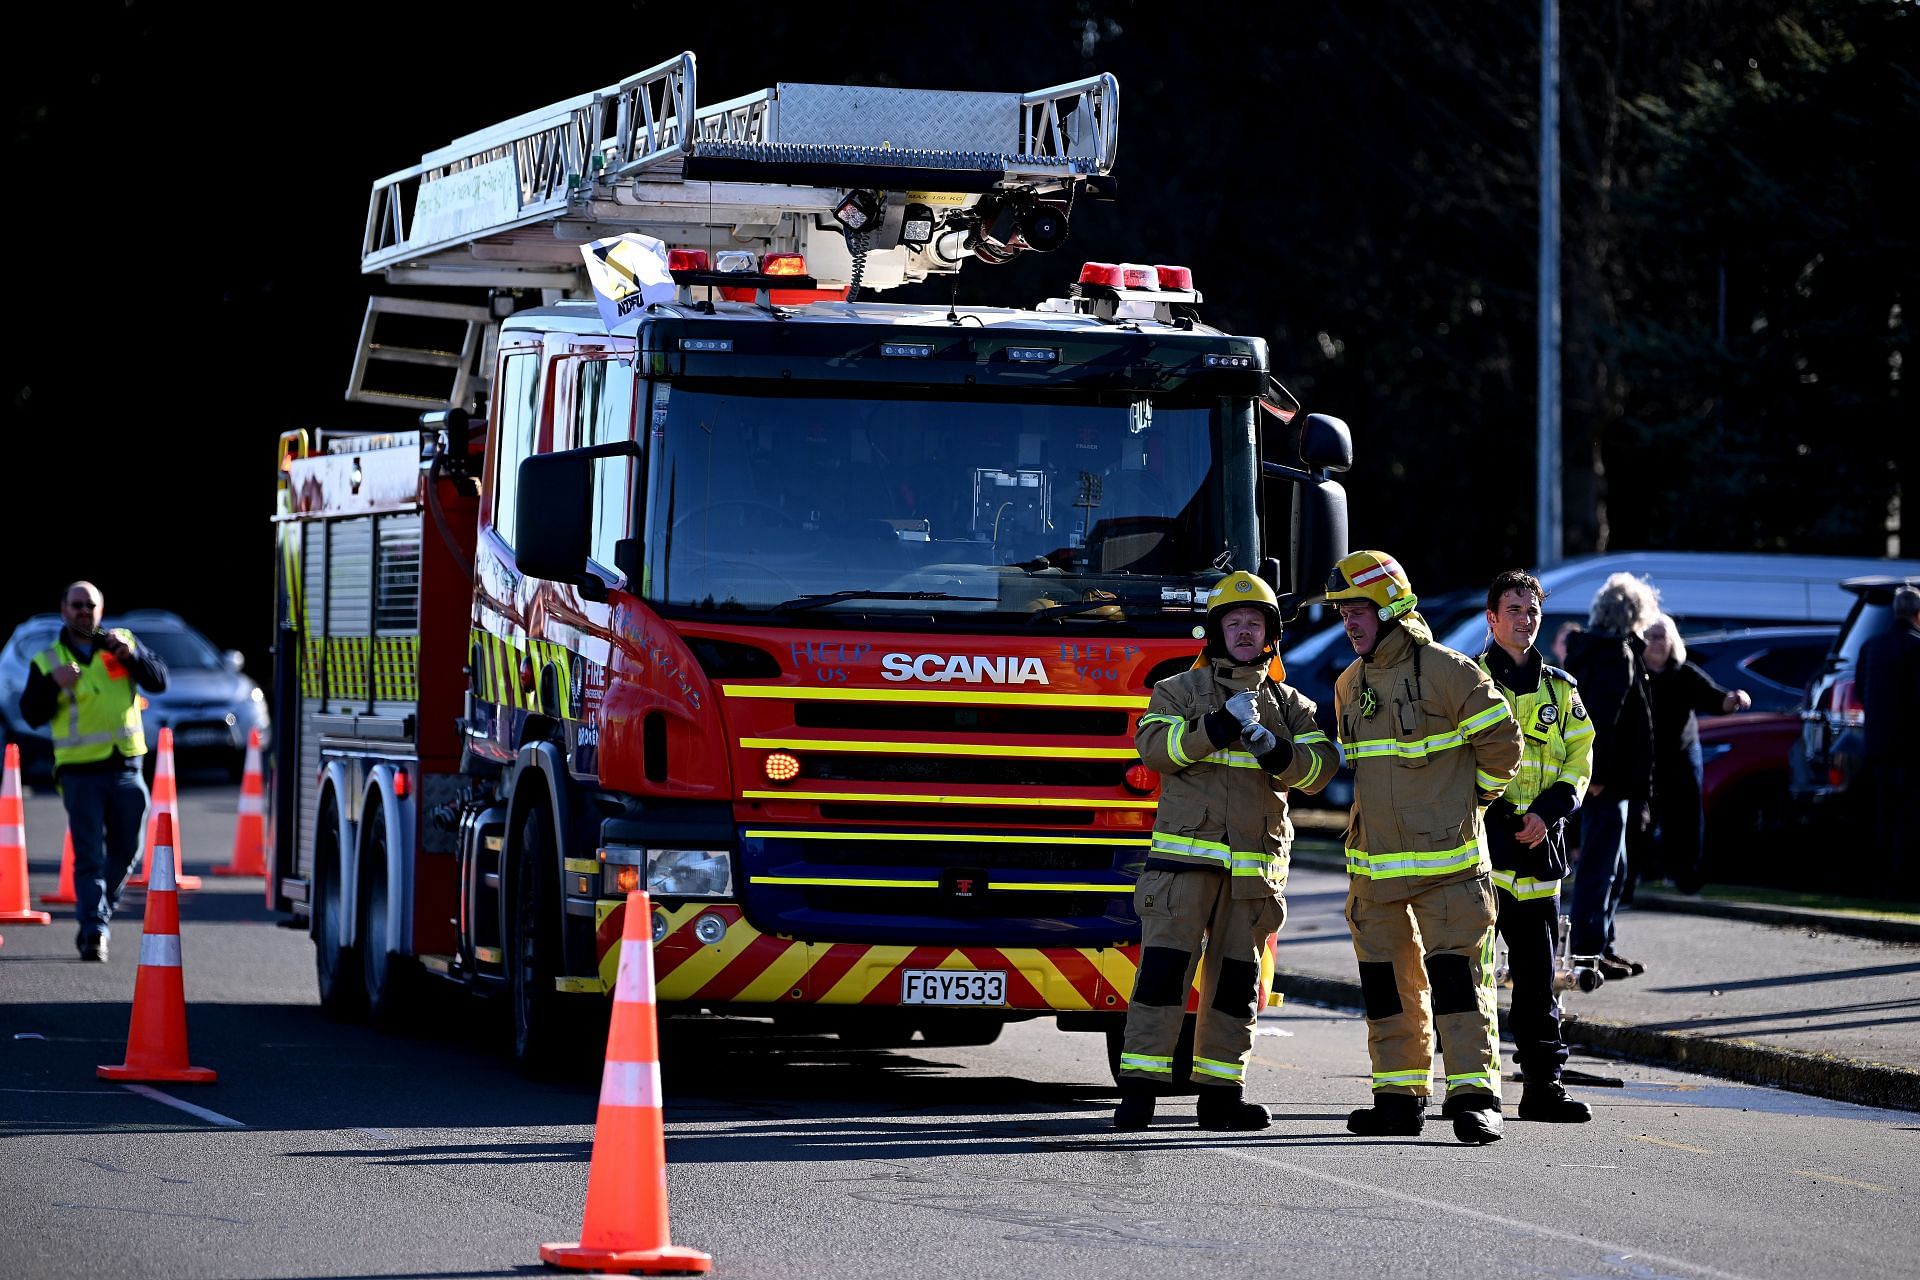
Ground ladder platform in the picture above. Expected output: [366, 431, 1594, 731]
[362, 51, 1117, 285]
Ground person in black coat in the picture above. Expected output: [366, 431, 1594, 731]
[1637, 614, 1751, 895]
[1561, 573, 1659, 981]
[1857, 586, 1920, 897]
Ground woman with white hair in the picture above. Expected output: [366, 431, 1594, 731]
[1640, 615, 1752, 894]
[1559, 572, 1660, 981]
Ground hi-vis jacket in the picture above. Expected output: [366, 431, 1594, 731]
[1478, 643, 1594, 900]
[1334, 617, 1523, 903]
[1134, 657, 1341, 899]
[29, 629, 148, 769]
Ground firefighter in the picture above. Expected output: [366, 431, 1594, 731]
[1477, 569, 1595, 1122]
[1116, 571, 1342, 1131]
[1327, 551, 1522, 1144]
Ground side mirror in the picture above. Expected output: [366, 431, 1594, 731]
[224, 649, 245, 674]
[1261, 454, 1350, 617]
[515, 442, 644, 597]
[1298, 413, 1353, 474]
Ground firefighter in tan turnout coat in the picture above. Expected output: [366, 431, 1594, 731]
[1114, 571, 1342, 1131]
[1327, 551, 1523, 1145]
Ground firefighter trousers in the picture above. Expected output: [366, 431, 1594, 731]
[1495, 886, 1569, 1081]
[1347, 875, 1501, 1101]
[1120, 866, 1285, 1089]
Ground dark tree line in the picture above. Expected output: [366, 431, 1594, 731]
[2, 0, 1910, 655]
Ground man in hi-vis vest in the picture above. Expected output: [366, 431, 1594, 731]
[18, 582, 168, 962]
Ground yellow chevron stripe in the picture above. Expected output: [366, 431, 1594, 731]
[819, 943, 922, 1004]
[734, 942, 814, 1003]
[722, 683, 1149, 709]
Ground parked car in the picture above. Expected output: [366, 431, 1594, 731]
[1797, 575, 1920, 835]
[1684, 625, 1838, 714]
[1433, 551, 1920, 658]
[0, 610, 268, 784]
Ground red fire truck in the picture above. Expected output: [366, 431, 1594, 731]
[268, 52, 1353, 1077]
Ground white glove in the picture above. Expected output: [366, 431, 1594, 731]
[1242, 722, 1278, 755]
[1225, 689, 1261, 727]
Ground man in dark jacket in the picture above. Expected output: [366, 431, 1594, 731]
[1561, 572, 1658, 981]
[1858, 586, 1920, 897]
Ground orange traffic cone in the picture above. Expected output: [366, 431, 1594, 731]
[540, 890, 710, 1275]
[42, 827, 78, 906]
[213, 729, 266, 876]
[130, 729, 200, 891]
[0, 744, 52, 925]
[98, 812, 216, 1084]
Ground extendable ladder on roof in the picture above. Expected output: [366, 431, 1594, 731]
[360, 50, 1118, 290]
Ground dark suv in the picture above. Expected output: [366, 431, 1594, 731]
[1797, 575, 1920, 830]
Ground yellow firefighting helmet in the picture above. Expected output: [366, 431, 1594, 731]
[1204, 571, 1282, 656]
[1324, 550, 1418, 621]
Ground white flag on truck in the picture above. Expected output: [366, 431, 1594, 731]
[581, 233, 675, 333]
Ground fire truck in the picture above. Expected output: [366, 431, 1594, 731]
[268, 52, 1353, 1077]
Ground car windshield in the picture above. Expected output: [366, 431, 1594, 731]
[646, 385, 1229, 622]
[119, 625, 221, 670]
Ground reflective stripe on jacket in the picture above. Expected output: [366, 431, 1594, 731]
[30, 630, 147, 767]
[1335, 623, 1522, 902]
[1134, 656, 1341, 899]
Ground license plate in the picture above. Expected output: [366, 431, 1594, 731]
[901, 969, 1006, 1006]
[175, 729, 229, 747]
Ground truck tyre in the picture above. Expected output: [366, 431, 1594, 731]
[314, 789, 365, 1021]
[357, 795, 411, 1026]
[509, 802, 574, 1077]
[1105, 1012, 1198, 1095]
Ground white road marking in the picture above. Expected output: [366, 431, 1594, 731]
[1220, 1147, 1763, 1280]
[120, 1085, 247, 1129]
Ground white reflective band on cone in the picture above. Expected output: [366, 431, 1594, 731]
[614, 940, 656, 1005]
[150, 849, 175, 892]
[238, 794, 264, 816]
[139, 934, 182, 968]
[599, 1059, 662, 1109]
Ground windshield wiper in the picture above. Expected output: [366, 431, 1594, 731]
[1025, 595, 1166, 625]
[771, 590, 996, 614]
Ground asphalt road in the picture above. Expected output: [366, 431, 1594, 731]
[3, 783, 1917, 1280]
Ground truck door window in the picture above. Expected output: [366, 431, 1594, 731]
[490, 351, 540, 547]
[572, 359, 638, 573]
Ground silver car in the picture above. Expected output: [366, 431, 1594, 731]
[0, 609, 268, 783]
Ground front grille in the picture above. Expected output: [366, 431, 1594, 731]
[795, 702, 1128, 736]
[774, 840, 1118, 871]
[801, 887, 1120, 918]
[806, 755, 1131, 787]
[816, 804, 1097, 826]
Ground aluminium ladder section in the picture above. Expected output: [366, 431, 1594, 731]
[361, 50, 1117, 286]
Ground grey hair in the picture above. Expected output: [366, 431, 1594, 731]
[1644, 612, 1686, 667]
[1896, 585, 1920, 623]
[1587, 572, 1662, 636]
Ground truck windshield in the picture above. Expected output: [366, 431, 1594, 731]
[647, 385, 1230, 621]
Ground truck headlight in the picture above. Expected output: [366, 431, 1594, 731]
[646, 849, 733, 899]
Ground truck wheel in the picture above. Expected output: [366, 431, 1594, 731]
[509, 803, 573, 1076]
[314, 789, 365, 1021]
[357, 796, 410, 1026]
[1105, 1012, 1197, 1094]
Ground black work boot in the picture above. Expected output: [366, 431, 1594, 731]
[1518, 1078, 1592, 1123]
[1196, 1084, 1271, 1131]
[1112, 1082, 1157, 1131]
[1442, 1093, 1504, 1144]
[1345, 1091, 1425, 1136]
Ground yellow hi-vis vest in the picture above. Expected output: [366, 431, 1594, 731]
[31, 630, 147, 768]
[1477, 652, 1593, 899]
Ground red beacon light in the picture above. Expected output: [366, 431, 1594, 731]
[1123, 763, 1159, 795]
[762, 252, 809, 277]
[1156, 265, 1194, 292]
[1078, 261, 1123, 287]
[668, 248, 711, 273]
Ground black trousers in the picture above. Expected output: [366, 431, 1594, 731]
[1496, 887, 1568, 1080]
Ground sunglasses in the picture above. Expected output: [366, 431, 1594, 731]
[65, 600, 98, 610]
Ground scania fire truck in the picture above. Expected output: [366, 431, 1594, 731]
[269, 52, 1353, 1077]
